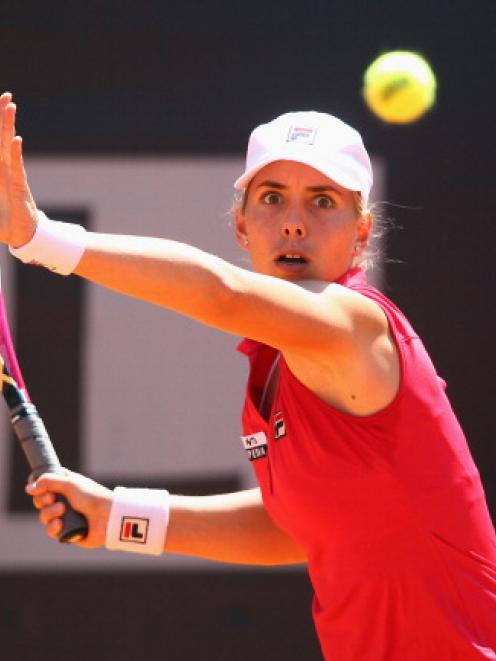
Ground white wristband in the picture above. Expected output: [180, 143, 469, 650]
[9, 210, 87, 275]
[105, 486, 170, 556]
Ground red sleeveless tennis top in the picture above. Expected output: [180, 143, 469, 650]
[238, 267, 496, 660]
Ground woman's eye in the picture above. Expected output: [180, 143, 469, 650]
[262, 192, 282, 205]
[313, 195, 334, 209]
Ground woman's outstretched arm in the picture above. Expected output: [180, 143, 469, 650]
[27, 472, 307, 566]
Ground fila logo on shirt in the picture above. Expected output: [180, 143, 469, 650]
[274, 411, 286, 440]
[241, 431, 268, 461]
[120, 517, 149, 544]
[286, 125, 317, 145]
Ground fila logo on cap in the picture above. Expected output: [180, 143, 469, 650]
[286, 125, 317, 145]
[120, 517, 149, 544]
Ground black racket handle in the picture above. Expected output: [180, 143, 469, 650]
[11, 402, 89, 543]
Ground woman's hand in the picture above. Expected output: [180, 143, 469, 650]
[0, 92, 38, 247]
[26, 470, 113, 549]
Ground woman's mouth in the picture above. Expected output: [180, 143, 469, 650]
[275, 253, 309, 271]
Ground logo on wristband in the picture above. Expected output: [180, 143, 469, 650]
[120, 517, 149, 544]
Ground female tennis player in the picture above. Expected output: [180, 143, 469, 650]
[1, 91, 495, 660]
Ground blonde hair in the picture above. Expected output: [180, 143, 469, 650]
[352, 192, 384, 271]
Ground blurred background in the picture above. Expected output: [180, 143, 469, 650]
[0, 1, 495, 659]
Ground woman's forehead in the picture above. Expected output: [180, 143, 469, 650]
[250, 160, 351, 194]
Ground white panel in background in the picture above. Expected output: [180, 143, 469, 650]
[27, 157, 251, 483]
[0, 155, 384, 569]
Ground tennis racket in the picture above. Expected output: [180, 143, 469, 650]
[0, 270, 88, 543]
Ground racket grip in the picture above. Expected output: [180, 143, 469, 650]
[11, 402, 89, 543]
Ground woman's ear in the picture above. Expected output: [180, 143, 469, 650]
[234, 208, 249, 249]
[356, 212, 373, 251]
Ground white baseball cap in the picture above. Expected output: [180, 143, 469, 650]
[234, 111, 373, 205]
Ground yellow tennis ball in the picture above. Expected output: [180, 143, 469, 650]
[363, 51, 437, 124]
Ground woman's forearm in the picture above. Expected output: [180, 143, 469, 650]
[76, 232, 240, 329]
[166, 488, 307, 566]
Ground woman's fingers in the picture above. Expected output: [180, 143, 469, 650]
[0, 92, 12, 109]
[0, 93, 37, 247]
[0, 94, 14, 163]
[1, 103, 16, 167]
[32, 491, 56, 510]
[38, 499, 66, 526]
[46, 517, 63, 539]
[26, 470, 112, 549]
[0, 93, 12, 154]
[10, 136, 29, 192]
[26, 473, 74, 503]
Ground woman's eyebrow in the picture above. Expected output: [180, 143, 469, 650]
[255, 180, 287, 190]
[306, 185, 343, 197]
[254, 180, 343, 197]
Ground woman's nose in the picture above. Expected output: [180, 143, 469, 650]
[280, 207, 307, 238]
